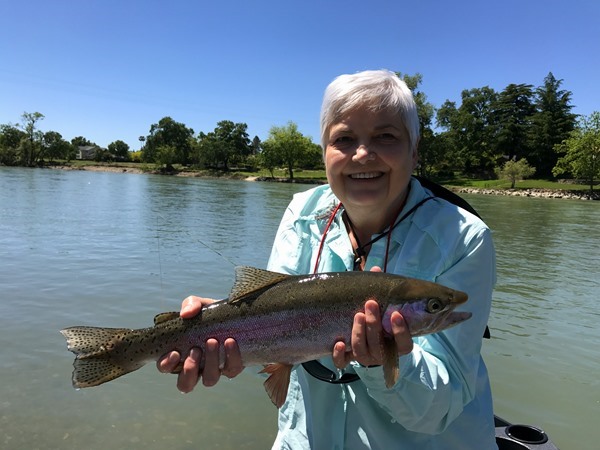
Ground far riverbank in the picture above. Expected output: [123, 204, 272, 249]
[46, 164, 599, 201]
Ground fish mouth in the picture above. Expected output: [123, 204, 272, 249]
[348, 172, 384, 180]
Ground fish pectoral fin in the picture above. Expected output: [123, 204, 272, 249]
[382, 338, 399, 389]
[229, 266, 290, 304]
[259, 363, 293, 408]
[153, 312, 180, 325]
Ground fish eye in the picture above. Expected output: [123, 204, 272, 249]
[426, 298, 443, 313]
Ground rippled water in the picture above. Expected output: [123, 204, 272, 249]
[1, 167, 598, 449]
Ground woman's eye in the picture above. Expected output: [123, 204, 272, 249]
[333, 135, 354, 145]
[377, 133, 397, 141]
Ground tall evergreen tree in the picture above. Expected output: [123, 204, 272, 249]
[493, 83, 535, 162]
[529, 73, 577, 178]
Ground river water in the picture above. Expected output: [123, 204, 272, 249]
[1, 167, 598, 449]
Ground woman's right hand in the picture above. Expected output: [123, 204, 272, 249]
[156, 296, 244, 393]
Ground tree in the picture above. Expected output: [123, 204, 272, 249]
[493, 83, 535, 161]
[0, 124, 26, 166]
[396, 72, 436, 177]
[143, 117, 194, 165]
[553, 112, 600, 194]
[196, 121, 251, 170]
[495, 158, 536, 188]
[251, 135, 262, 155]
[71, 136, 95, 147]
[436, 87, 498, 176]
[43, 131, 73, 162]
[18, 112, 45, 166]
[155, 145, 178, 171]
[529, 72, 577, 178]
[261, 122, 315, 179]
[108, 140, 131, 161]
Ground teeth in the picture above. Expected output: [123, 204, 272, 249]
[350, 172, 381, 179]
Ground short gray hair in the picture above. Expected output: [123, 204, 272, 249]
[320, 69, 420, 152]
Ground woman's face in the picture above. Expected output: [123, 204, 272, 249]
[324, 107, 418, 220]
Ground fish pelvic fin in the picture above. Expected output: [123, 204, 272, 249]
[383, 338, 400, 389]
[259, 363, 293, 408]
[229, 266, 290, 304]
[60, 326, 144, 388]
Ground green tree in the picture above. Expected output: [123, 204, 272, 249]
[436, 87, 498, 176]
[553, 112, 600, 193]
[71, 136, 95, 147]
[529, 72, 577, 178]
[493, 83, 535, 161]
[251, 135, 262, 155]
[108, 140, 131, 161]
[43, 131, 73, 162]
[155, 145, 178, 171]
[196, 121, 251, 170]
[18, 112, 45, 166]
[261, 122, 314, 180]
[0, 124, 26, 166]
[143, 117, 194, 165]
[396, 72, 436, 177]
[495, 158, 536, 188]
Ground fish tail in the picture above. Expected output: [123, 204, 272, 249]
[60, 326, 145, 388]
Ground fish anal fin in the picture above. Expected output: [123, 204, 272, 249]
[154, 312, 180, 325]
[259, 363, 293, 408]
[229, 266, 290, 304]
[382, 338, 399, 389]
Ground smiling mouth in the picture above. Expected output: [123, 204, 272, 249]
[349, 172, 383, 179]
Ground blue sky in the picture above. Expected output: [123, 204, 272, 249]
[1, 0, 598, 150]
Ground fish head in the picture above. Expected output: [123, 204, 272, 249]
[383, 278, 471, 337]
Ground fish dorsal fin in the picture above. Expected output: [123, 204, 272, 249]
[229, 266, 290, 303]
[154, 312, 180, 325]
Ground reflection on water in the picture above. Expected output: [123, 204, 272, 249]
[1, 168, 599, 449]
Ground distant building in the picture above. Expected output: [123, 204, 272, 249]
[76, 145, 102, 160]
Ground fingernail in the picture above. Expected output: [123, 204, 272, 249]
[189, 348, 200, 362]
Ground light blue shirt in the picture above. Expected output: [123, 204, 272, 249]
[267, 178, 498, 449]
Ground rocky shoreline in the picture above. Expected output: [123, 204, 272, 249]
[450, 186, 598, 201]
[49, 165, 598, 201]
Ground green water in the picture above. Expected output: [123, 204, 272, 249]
[1, 167, 598, 449]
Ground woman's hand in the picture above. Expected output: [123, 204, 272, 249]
[332, 267, 414, 369]
[156, 296, 244, 393]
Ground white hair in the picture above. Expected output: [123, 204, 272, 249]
[320, 69, 420, 152]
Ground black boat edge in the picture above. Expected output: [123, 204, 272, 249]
[495, 415, 559, 449]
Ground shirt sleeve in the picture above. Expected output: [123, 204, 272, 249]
[353, 225, 496, 434]
[266, 196, 307, 275]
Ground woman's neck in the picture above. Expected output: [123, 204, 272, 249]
[343, 193, 409, 256]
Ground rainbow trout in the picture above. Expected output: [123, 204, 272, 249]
[61, 266, 471, 407]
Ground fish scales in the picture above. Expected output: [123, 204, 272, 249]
[61, 267, 471, 407]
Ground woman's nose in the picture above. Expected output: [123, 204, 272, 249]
[352, 145, 375, 163]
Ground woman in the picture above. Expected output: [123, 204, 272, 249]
[159, 70, 497, 449]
